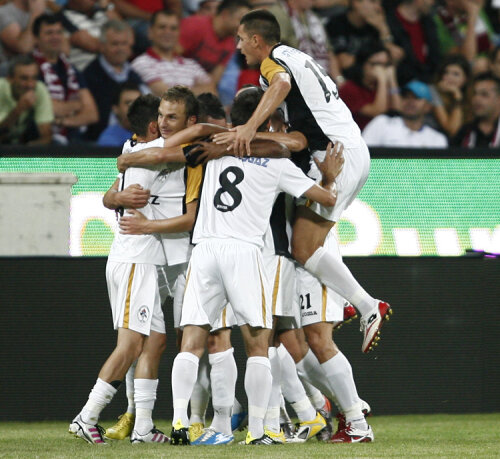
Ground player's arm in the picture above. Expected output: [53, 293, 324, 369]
[119, 200, 197, 234]
[213, 71, 291, 156]
[103, 178, 150, 210]
[117, 124, 228, 171]
[254, 130, 307, 152]
[303, 142, 344, 207]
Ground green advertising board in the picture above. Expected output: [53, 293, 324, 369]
[1, 157, 499, 256]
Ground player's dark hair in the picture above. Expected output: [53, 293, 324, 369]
[473, 71, 500, 95]
[217, 0, 251, 15]
[162, 85, 199, 120]
[8, 54, 37, 77]
[230, 86, 268, 131]
[32, 13, 61, 37]
[127, 94, 160, 137]
[197, 92, 226, 122]
[112, 81, 140, 106]
[240, 9, 280, 45]
[150, 9, 178, 26]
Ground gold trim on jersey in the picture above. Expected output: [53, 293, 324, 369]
[222, 307, 227, 328]
[257, 260, 267, 325]
[261, 57, 286, 84]
[123, 264, 136, 328]
[185, 164, 203, 204]
[321, 284, 327, 322]
[272, 257, 282, 315]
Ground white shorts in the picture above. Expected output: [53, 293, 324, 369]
[299, 140, 370, 222]
[212, 304, 238, 331]
[157, 262, 188, 329]
[180, 240, 272, 329]
[106, 261, 166, 335]
[263, 252, 297, 318]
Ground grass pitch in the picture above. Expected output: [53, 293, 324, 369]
[1, 413, 499, 458]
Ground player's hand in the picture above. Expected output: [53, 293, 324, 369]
[118, 184, 150, 209]
[314, 141, 344, 185]
[231, 124, 257, 157]
[119, 209, 150, 235]
[190, 141, 228, 164]
[212, 131, 236, 147]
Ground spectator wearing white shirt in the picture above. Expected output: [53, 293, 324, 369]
[362, 80, 448, 148]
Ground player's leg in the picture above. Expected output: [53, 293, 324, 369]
[69, 327, 144, 444]
[239, 324, 274, 444]
[171, 324, 211, 444]
[130, 330, 169, 443]
[193, 327, 236, 445]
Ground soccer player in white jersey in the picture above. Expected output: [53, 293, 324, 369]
[69, 94, 171, 445]
[213, 9, 390, 442]
[169, 87, 343, 446]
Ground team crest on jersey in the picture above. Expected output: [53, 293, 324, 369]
[138, 306, 150, 323]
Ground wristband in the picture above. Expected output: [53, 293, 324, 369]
[183, 143, 202, 167]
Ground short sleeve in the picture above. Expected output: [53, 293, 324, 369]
[261, 57, 287, 84]
[278, 159, 316, 198]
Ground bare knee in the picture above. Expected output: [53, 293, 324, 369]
[279, 329, 309, 363]
[208, 329, 232, 354]
[180, 325, 209, 358]
[304, 324, 338, 363]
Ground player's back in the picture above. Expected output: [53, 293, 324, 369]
[192, 155, 314, 247]
[262, 45, 362, 151]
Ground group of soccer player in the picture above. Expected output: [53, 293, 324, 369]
[68, 9, 392, 447]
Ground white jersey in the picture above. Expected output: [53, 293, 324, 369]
[260, 44, 362, 151]
[108, 138, 168, 265]
[192, 156, 315, 247]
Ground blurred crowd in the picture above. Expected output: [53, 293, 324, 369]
[1, 0, 500, 148]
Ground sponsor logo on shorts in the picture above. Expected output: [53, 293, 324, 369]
[302, 311, 318, 317]
[138, 306, 150, 323]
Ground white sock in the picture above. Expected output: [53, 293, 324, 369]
[172, 352, 199, 427]
[320, 352, 366, 428]
[190, 352, 210, 425]
[209, 348, 237, 435]
[277, 344, 316, 422]
[125, 361, 137, 415]
[304, 245, 376, 316]
[233, 397, 243, 414]
[279, 394, 291, 424]
[80, 378, 117, 425]
[264, 347, 282, 433]
[301, 378, 327, 411]
[296, 348, 335, 400]
[133, 378, 158, 434]
[245, 356, 272, 439]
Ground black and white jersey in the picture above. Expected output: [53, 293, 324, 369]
[260, 44, 362, 151]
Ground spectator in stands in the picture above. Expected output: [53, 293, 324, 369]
[131, 10, 214, 97]
[363, 80, 448, 147]
[83, 19, 146, 141]
[33, 13, 98, 144]
[339, 42, 401, 130]
[197, 91, 227, 125]
[197, 0, 221, 15]
[434, 0, 494, 74]
[326, 0, 404, 79]
[386, 0, 441, 85]
[268, 0, 342, 80]
[179, 0, 251, 85]
[489, 46, 500, 80]
[0, 0, 47, 75]
[431, 53, 471, 137]
[452, 72, 500, 147]
[97, 81, 140, 146]
[112, 0, 161, 54]
[58, 0, 122, 71]
[0, 54, 53, 144]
